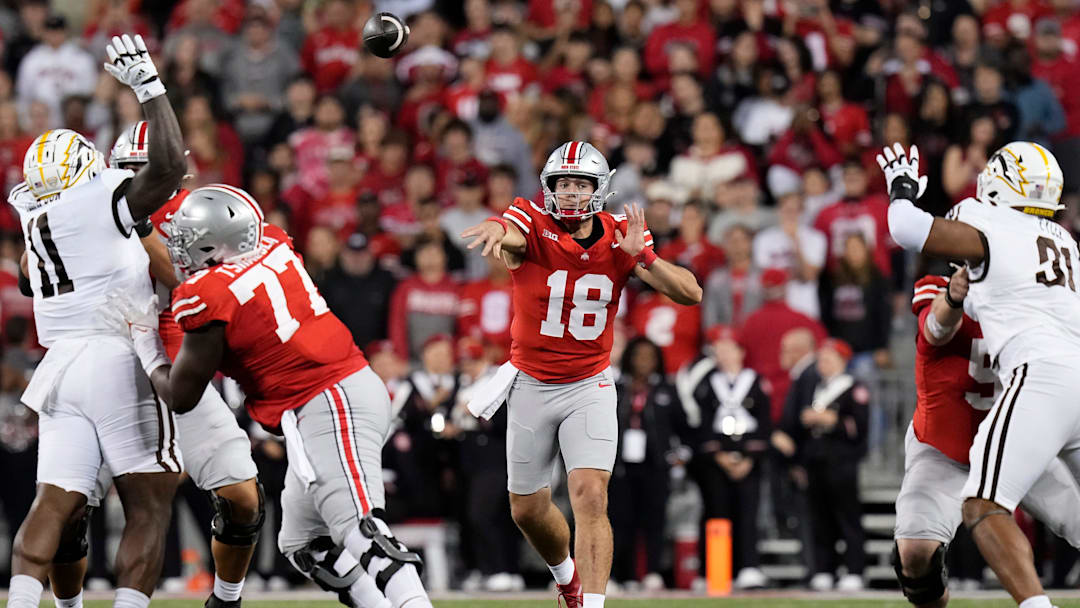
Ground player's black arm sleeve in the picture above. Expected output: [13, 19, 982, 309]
[125, 95, 187, 220]
[151, 322, 225, 414]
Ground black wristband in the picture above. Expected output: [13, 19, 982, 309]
[944, 286, 964, 309]
[889, 174, 920, 203]
[17, 269, 31, 297]
[134, 217, 154, 238]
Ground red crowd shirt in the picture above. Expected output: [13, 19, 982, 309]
[644, 20, 716, 79]
[502, 197, 653, 383]
[301, 27, 362, 93]
[814, 196, 894, 277]
[388, 274, 460, 359]
[485, 58, 540, 99]
[628, 291, 702, 374]
[172, 222, 367, 428]
[820, 103, 872, 151]
[458, 277, 514, 361]
[526, 0, 593, 31]
[982, 1, 1052, 40]
[739, 300, 827, 422]
[1033, 53, 1080, 137]
[912, 286, 994, 464]
[658, 236, 725, 281]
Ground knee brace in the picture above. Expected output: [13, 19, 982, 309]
[892, 541, 947, 605]
[53, 506, 93, 564]
[358, 509, 424, 592]
[209, 482, 266, 546]
[288, 536, 362, 608]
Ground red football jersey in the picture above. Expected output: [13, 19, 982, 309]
[502, 198, 653, 383]
[150, 189, 190, 359]
[912, 280, 995, 464]
[628, 291, 701, 375]
[171, 224, 367, 428]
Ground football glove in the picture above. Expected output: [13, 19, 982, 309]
[876, 143, 928, 203]
[105, 291, 170, 375]
[104, 34, 166, 103]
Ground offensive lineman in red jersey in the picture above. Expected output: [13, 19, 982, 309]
[893, 270, 1080, 607]
[108, 185, 432, 608]
[461, 141, 702, 608]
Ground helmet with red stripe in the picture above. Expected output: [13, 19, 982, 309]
[164, 183, 265, 271]
[911, 274, 948, 315]
[539, 141, 615, 223]
[109, 121, 149, 168]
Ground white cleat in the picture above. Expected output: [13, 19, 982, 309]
[642, 572, 665, 591]
[733, 567, 768, 590]
[836, 573, 864, 592]
[484, 572, 516, 592]
[808, 572, 834, 591]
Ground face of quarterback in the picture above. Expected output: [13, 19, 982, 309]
[553, 176, 596, 214]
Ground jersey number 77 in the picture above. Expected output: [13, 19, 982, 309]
[227, 245, 328, 343]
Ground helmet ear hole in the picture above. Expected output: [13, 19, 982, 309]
[227, 206, 236, 218]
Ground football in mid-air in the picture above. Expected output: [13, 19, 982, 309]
[363, 12, 410, 58]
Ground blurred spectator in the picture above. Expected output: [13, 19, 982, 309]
[779, 339, 868, 592]
[401, 198, 466, 274]
[162, 33, 221, 112]
[182, 94, 244, 187]
[644, 0, 715, 80]
[288, 95, 354, 200]
[816, 69, 871, 158]
[449, 339, 521, 590]
[942, 112, 998, 204]
[395, 45, 457, 141]
[389, 238, 460, 361]
[340, 48, 405, 118]
[813, 161, 893, 278]
[707, 176, 775, 243]
[15, 14, 96, 123]
[610, 337, 687, 589]
[617, 0, 648, 48]
[628, 286, 702, 376]
[436, 119, 487, 196]
[941, 13, 983, 98]
[608, 135, 657, 208]
[658, 201, 726, 282]
[732, 64, 794, 148]
[911, 81, 957, 216]
[967, 60, 1019, 142]
[452, 0, 492, 59]
[484, 25, 539, 101]
[0, 315, 35, 581]
[264, 76, 316, 149]
[470, 90, 536, 196]
[300, 0, 360, 93]
[457, 255, 513, 363]
[678, 325, 770, 590]
[221, 14, 301, 143]
[738, 269, 827, 423]
[765, 105, 843, 199]
[368, 339, 409, 399]
[485, 163, 519, 213]
[542, 32, 593, 97]
[1004, 43, 1065, 148]
[320, 232, 397, 350]
[443, 56, 486, 121]
[669, 113, 754, 201]
[296, 146, 362, 242]
[302, 225, 341, 284]
[709, 30, 759, 115]
[752, 192, 827, 319]
[359, 129, 408, 210]
[83, 0, 158, 64]
[384, 334, 458, 519]
[441, 169, 492, 281]
[801, 165, 843, 224]
[0, 102, 33, 197]
[983, 0, 1053, 46]
[162, 0, 236, 77]
[818, 233, 892, 373]
[702, 224, 762, 329]
[882, 29, 959, 118]
[659, 73, 708, 165]
[589, 46, 654, 122]
[525, 0, 592, 43]
[4, 0, 48, 78]
[1032, 16, 1080, 192]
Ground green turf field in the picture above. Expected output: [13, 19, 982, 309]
[24, 601, 1080, 607]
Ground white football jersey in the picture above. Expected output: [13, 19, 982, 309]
[9, 168, 152, 347]
[947, 197, 1080, 377]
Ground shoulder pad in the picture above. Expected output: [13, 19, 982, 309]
[7, 182, 34, 211]
[98, 168, 136, 193]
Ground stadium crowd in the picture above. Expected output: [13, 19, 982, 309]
[3, 0, 1080, 596]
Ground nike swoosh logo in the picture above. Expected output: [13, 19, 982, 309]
[598, 382, 612, 388]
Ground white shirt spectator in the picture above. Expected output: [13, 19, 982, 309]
[15, 40, 96, 123]
[753, 224, 827, 319]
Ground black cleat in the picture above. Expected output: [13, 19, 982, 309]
[204, 594, 241, 608]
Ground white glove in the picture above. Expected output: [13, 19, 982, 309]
[103, 34, 165, 103]
[105, 291, 171, 375]
[876, 142, 929, 203]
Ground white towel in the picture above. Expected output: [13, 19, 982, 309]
[466, 361, 519, 420]
[21, 340, 90, 413]
[280, 409, 317, 488]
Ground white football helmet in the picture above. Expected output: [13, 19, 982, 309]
[23, 129, 106, 200]
[539, 141, 616, 221]
[110, 120, 149, 168]
[976, 141, 1064, 216]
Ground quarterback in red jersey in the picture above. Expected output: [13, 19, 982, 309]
[110, 185, 432, 608]
[892, 270, 1080, 608]
[462, 141, 702, 608]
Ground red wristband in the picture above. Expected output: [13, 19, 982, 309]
[636, 247, 658, 268]
[487, 215, 508, 231]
